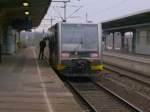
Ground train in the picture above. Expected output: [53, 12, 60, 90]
[47, 22, 103, 76]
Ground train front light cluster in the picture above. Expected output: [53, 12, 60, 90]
[90, 52, 99, 58]
[61, 52, 70, 59]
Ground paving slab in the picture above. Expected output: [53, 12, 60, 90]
[0, 47, 82, 112]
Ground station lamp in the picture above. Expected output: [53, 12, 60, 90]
[22, 0, 29, 7]
[25, 11, 30, 15]
[23, 2, 29, 7]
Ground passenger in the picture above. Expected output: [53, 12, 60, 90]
[39, 38, 46, 59]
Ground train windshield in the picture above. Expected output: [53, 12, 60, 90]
[61, 24, 99, 52]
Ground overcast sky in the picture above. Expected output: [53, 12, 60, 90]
[37, 0, 150, 31]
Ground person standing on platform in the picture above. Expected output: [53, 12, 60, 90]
[39, 38, 46, 59]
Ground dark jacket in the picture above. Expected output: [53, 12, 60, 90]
[39, 40, 46, 50]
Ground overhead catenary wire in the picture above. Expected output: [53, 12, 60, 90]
[68, 5, 83, 18]
[39, 0, 129, 29]
[51, 4, 83, 21]
[52, 6, 64, 21]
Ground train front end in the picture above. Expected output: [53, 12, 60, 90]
[57, 23, 103, 75]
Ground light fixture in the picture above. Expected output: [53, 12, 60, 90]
[25, 11, 29, 15]
[23, 2, 29, 7]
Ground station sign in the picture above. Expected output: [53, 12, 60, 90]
[12, 18, 32, 31]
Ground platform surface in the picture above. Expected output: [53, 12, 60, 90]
[0, 47, 82, 112]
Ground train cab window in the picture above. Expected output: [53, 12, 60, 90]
[61, 24, 98, 52]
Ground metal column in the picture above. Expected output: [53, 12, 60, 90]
[0, 43, 1, 62]
[0, 28, 2, 62]
[132, 30, 136, 53]
[103, 31, 107, 51]
[112, 32, 115, 50]
[121, 32, 125, 51]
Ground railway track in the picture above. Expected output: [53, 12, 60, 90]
[103, 63, 150, 99]
[104, 63, 150, 86]
[66, 77, 142, 112]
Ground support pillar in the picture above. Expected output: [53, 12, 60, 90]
[112, 32, 115, 50]
[0, 27, 2, 62]
[132, 30, 136, 53]
[103, 31, 108, 50]
[0, 42, 1, 63]
[121, 32, 125, 52]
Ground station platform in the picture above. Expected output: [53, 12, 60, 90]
[0, 47, 82, 112]
[103, 51, 150, 77]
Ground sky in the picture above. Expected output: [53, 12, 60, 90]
[36, 0, 150, 31]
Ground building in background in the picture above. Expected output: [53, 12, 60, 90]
[102, 10, 150, 55]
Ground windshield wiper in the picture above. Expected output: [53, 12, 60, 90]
[73, 38, 83, 55]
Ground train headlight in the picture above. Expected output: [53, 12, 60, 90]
[61, 52, 70, 59]
[90, 53, 99, 58]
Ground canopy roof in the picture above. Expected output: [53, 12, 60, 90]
[102, 10, 150, 31]
[0, 0, 52, 29]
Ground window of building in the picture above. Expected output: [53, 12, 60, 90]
[106, 33, 113, 50]
[139, 31, 147, 45]
[124, 32, 133, 52]
[114, 32, 121, 50]
[147, 30, 150, 45]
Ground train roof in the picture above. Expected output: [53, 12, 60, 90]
[48, 22, 98, 32]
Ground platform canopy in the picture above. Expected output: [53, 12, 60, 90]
[102, 10, 150, 31]
[0, 0, 52, 30]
